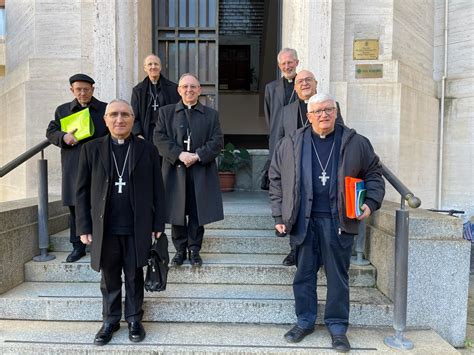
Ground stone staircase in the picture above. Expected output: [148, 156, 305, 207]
[0, 192, 459, 354]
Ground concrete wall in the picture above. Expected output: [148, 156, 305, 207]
[434, 0, 474, 215]
[0, 197, 68, 295]
[368, 201, 470, 347]
[0, 0, 152, 203]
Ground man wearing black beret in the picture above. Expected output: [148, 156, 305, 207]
[46, 74, 108, 262]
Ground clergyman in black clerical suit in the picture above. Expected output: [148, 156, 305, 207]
[76, 99, 166, 346]
[131, 54, 180, 142]
[46, 73, 108, 263]
[155, 73, 224, 267]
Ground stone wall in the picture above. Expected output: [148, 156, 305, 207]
[368, 201, 470, 347]
[0, 197, 68, 295]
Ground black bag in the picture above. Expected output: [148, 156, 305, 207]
[144, 232, 169, 292]
[260, 159, 271, 190]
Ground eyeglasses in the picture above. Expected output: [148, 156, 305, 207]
[106, 111, 133, 119]
[295, 77, 316, 86]
[179, 84, 199, 90]
[308, 107, 336, 116]
[73, 87, 92, 93]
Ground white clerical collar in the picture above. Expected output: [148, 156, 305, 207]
[304, 99, 309, 103]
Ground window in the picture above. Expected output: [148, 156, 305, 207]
[219, 45, 252, 91]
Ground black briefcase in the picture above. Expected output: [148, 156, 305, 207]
[144, 232, 169, 292]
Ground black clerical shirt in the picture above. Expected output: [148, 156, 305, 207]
[283, 79, 295, 105]
[106, 139, 134, 235]
[311, 130, 335, 216]
[297, 99, 308, 129]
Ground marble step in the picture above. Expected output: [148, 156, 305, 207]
[0, 282, 392, 326]
[49, 228, 287, 254]
[0, 320, 458, 354]
[25, 252, 376, 287]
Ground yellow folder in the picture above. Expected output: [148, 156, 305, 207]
[60, 108, 95, 141]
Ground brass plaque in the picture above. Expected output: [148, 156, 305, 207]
[353, 39, 379, 60]
[355, 64, 383, 79]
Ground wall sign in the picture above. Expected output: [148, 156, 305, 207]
[353, 39, 379, 60]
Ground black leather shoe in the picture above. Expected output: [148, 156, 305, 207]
[128, 321, 146, 342]
[171, 251, 186, 266]
[284, 325, 314, 343]
[66, 247, 86, 262]
[93, 322, 120, 346]
[189, 250, 203, 267]
[331, 334, 351, 353]
[282, 250, 296, 266]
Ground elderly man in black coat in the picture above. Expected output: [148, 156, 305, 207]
[131, 54, 180, 142]
[155, 73, 224, 267]
[76, 99, 166, 346]
[46, 73, 108, 262]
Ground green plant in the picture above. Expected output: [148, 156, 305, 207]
[218, 143, 251, 173]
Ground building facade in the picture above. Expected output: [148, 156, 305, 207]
[0, 0, 473, 217]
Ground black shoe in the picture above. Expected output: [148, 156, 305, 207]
[282, 250, 296, 266]
[171, 251, 186, 266]
[93, 322, 120, 346]
[331, 334, 351, 353]
[128, 321, 146, 342]
[189, 250, 203, 267]
[284, 325, 314, 343]
[66, 247, 86, 262]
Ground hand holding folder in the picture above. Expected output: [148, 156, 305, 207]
[345, 177, 366, 219]
[60, 108, 95, 141]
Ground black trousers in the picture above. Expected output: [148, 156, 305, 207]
[172, 167, 204, 253]
[293, 216, 354, 335]
[68, 206, 80, 245]
[100, 233, 144, 324]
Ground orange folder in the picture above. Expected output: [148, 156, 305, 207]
[345, 176, 364, 219]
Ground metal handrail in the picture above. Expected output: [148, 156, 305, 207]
[381, 163, 421, 209]
[0, 138, 55, 262]
[0, 139, 51, 177]
[381, 162, 421, 351]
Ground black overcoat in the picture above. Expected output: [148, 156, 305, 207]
[131, 75, 180, 141]
[75, 135, 166, 272]
[46, 97, 108, 206]
[154, 101, 224, 226]
[264, 77, 297, 158]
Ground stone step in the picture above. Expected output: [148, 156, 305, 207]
[0, 282, 393, 326]
[0, 320, 458, 354]
[24, 252, 377, 287]
[50, 229, 286, 253]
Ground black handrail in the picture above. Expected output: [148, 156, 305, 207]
[381, 163, 421, 209]
[0, 139, 51, 177]
[0, 138, 55, 262]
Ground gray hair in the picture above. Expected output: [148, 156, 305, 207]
[307, 93, 336, 110]
[277, 48, 298, 63]
[105, 99, 135, 116]
[178, 73, 200, 85]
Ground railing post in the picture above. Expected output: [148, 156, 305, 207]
[351, 220, 370, 266]
[33, 152, 55, 262]
[384, 198, 413, 350]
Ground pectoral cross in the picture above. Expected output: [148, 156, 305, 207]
[319, 171, 329, 186]
[152, 100, 159, 111]
[115, 177, 126, 193]
[184, 134, 191, 152]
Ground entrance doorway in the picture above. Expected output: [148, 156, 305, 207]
[152, 0, 280, 148]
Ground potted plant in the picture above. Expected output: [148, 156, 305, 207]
[218, 143, 251, 192]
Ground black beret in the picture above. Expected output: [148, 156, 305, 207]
[69, 73, 95, 85]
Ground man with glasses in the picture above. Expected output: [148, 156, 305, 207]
[76, 99, 166, 346]
[131, 54, 180, 142]
[46, 74, 108, 262]
[269, 93, 385, 351]
[155, 73, 224, 267]
[275, 69, 346, 266]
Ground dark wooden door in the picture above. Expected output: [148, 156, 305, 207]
[154, 0, 219, 109]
